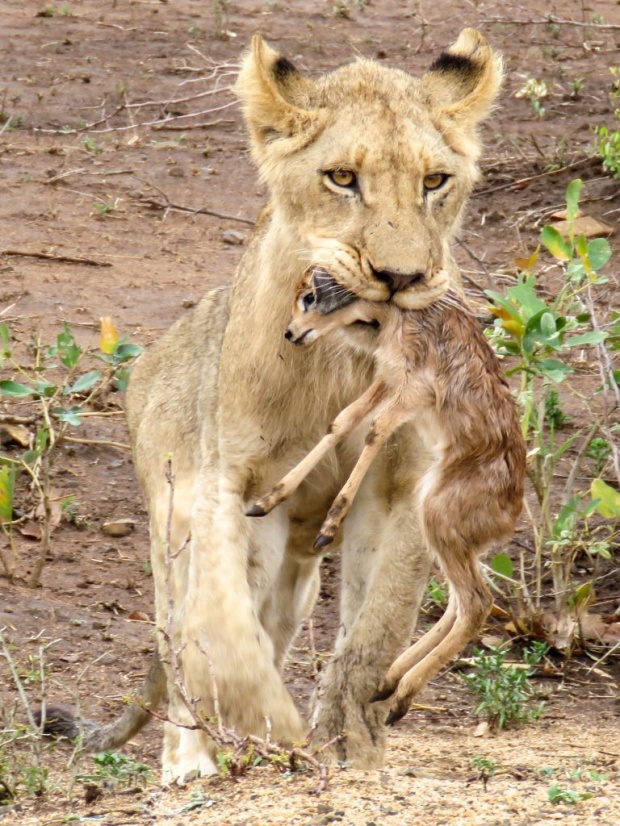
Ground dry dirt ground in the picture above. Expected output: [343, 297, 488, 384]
[1, 1, 619, 824]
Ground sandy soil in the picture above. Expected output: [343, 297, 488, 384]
[0, 0, 618, 823]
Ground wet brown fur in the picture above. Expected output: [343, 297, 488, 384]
[252, 284, 526, 722]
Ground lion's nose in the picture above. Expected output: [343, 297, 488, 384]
[373, 269, 425, 293]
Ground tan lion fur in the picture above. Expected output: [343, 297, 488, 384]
[73, 30, 503, 783]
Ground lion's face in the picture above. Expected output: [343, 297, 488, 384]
[236, 30, 502, 310]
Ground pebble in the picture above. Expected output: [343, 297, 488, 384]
[222, 229, 245, 245]
[101, 518, 136, 537]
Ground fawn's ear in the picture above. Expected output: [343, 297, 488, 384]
[421, 29, 502, 148]
[235, 36, 325, 164]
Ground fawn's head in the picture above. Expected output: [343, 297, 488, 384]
[284, 268, 373, 346]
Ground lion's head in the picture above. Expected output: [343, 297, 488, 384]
[235, 30, 501, 311]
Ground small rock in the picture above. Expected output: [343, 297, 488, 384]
[128, 611, 151, 623]
[101, 519, 136, 537]
[222, 229, 245, 245]
[99, 653, 118, 666]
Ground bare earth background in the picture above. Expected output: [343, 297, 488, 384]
[0, 1, 619, 824]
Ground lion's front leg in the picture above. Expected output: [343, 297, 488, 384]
[312, 459, 431, 767]
[154, 468, 306, 783]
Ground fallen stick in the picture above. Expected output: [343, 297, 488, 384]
[1, 249, 112, 267]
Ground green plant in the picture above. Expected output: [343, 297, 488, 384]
[426, 577, 448, 607]
[0, 318, 141, 585]
[515, 75, 550, 118]
[461, 643, 548, 729]
[594, 68, 620, 178]
[485, 179, 618, 628]
[82, 136, 104, 155]
[543, 387, 570, 429]
[77, 751, 151, 788]
[586, 437, 611, 474]
[92, 198, 119, 216]
[0, 629, 55, 802]
[548, 784, 593, 804]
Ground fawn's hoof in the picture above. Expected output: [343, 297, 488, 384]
[385, 706, 408, 726]
[369, 686, 394, 704]
[245, 503, 267, 517]
[313, 533, 334, 549]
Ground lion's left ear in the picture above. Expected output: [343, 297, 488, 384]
[235, 36, 324, 166]
[421, 29, 503, 130]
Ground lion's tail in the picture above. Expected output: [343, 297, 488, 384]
[37, 654, 166, 752]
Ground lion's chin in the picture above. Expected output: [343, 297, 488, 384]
[390, 272, 451, 310]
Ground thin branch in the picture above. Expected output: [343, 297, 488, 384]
[134, 195, 255, 227]
[474, 157, 596, 197]
[62, 436, 131, 451]
[0, 249, 112, 268]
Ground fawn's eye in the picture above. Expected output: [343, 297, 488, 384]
[423, 173, 449, 192]
[327, 169, 357, 188]
[299, 292, 316, 311]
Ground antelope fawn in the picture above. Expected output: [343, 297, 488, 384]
[247, 268, 526, 723]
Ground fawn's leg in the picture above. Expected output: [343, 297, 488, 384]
[384, 549, 492, 725]
[247, 380, 389, 517]
[315, 401, 411, 547]
[370, 594, 458, 702]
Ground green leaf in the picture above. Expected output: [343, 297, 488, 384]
[113, 342, 143, 362]
[0, 380, 35, 398]
[537, 359, 572, 382]
[540, 312, 557, 338]
[56, 324, 82, 368]
[34, 428, 49, 454]
[68, 370, 101, 394]
[505, 277, 548, 320]
[0, 465, 15, 522]
[0, 323, 10, 363]
[541, 226, 572, 261]
[564, 331, 608, 348]
[591, 479, 620, 518]
[586, 238, 612, 271]
[565, 179, 583, 224]
[52, 406, 83, 426]
[34, 379, 57, 398]
[491, 553, 514, 579]
[113, 367, 131, 393]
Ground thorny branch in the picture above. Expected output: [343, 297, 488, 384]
[33, 57, 239, 136]
[160, 460, 338, 794]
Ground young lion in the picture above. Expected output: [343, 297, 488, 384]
[54, 31, 503, 782]
[249, 268, 526, 724]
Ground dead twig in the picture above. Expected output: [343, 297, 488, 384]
[134, 195, 255, 227]
[0, 249, 112, 268]
[474, 157, 596, 197]
[63, 436, 131, 451]
[485, 15, 620, 31]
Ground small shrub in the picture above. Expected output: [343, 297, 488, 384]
[461, 643, 548, 729]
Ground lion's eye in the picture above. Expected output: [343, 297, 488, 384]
[327, 169, 357, 188]
[423, 173, 449, 192]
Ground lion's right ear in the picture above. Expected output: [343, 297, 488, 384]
[235, 36, 323, 165]
[421, 29, 503, 156]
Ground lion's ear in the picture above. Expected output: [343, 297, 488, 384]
[235, 36, 322, 163]
[421, 29, 503, 129]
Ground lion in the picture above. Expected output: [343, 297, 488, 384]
[56, 29, 503, 783]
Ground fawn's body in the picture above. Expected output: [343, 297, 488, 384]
[249, 272, 526, 722]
